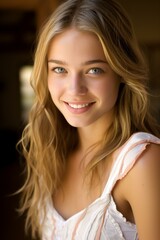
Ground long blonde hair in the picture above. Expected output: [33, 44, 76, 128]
[17, 0, 160, 238]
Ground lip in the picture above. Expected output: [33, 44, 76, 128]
[64, 101, 95, 114]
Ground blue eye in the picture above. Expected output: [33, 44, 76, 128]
[88, 68, 103, 74]
[53, 67, 66, 73]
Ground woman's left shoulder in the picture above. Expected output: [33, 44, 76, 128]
[128, 132, 160, 171]
[128, 141, 160, 181]
[123, 140, 160, 239]
[122, 140, 160, 205]
[119, 134, 160, 202]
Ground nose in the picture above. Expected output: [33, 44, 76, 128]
[68, 73, 88, 95]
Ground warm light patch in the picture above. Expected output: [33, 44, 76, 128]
[19, 65, 34, 121]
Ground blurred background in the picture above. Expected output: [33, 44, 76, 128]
[0, 0, 159, 239]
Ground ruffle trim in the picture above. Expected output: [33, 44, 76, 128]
[109, 196, 136, 228]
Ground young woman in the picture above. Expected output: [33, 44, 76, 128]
[18, 0, 160, 239]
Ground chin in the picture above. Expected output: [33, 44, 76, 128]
[65, 119, 91, 128]
[67, 122, 86, 128]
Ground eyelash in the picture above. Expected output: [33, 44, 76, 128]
[51, 67, 104, 75]
[88, 68, 104, 74]
[52, 67, 66, 73]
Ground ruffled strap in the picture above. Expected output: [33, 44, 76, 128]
[101, 132, 160, 197]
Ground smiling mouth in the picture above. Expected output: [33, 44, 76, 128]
[68, 103, 90, 109]
[64, 101, 95, 110]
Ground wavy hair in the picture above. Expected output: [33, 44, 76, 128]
[17, 0, 160, 238]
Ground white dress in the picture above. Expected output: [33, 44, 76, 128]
[41, 132, 160, 240]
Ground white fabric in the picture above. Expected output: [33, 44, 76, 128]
[41, 132, 160, 240]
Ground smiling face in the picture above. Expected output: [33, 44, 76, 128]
[47, 28, 120, 129]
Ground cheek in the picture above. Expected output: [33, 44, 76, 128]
[48, 78, 60, 95]
[48, 78, 57, 103]
[48, 78, 66, 109]
[99, 80, 120, 101]
[101, 83, 120, 110]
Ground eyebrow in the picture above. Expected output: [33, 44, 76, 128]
[48, 59, 108, 66]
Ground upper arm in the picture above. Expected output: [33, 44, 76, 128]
[124, 143, 160, 240]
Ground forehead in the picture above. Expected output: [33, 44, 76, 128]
[47, 28, 106, 61]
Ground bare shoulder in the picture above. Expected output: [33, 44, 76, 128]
[127, 143, 160, 183]
[125, 142, 160, 200]
[117, 142, 160, 192]
[123, 143, 160, 239]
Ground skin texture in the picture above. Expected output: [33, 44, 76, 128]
[47, 28, 120, 134]
[47, 28, 160, 239]
[113, 143, 160, 240]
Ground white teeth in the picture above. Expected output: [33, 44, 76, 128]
[68, 103, 89, 109]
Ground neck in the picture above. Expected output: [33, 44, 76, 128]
[77, 119, 111, 154]
[78, 127, 102, 152]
